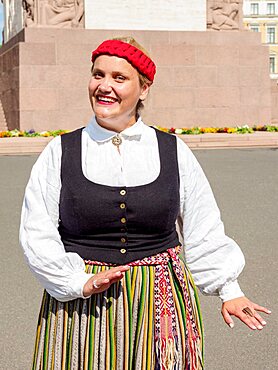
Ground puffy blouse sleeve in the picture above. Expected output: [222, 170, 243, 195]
[176, 138, 245, 302]
[19, 136, 93, 302]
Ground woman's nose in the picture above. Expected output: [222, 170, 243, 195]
[98, 78, 113, 92]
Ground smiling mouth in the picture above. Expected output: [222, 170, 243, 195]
[96, 95, 119, 105]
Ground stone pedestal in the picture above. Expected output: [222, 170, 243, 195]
[0, 99, 8, 131]
[0, 28, 272, 131]
[85, 0, 206, 31]
[271, 80, 278, 124]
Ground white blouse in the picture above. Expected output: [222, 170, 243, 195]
[19, 117, 245, 302]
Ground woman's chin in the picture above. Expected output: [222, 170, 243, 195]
[94, 113, 116, 124]
[93, 103, 118, 117]
[94, 109, 115, 121]
[94, 112, 120, 130]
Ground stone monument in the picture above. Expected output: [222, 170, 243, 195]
[84, 0, 206, 31]
[0, 0, 274, 132]
[2, 0, 84, 42]
[22, 0, 84, 29]
[207, 0, 244, 30]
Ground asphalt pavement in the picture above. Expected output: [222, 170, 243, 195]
[0, 148, 277, 369]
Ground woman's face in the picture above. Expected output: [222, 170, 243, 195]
[88, 55, 150, 131]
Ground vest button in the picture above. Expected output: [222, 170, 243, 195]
[120, 203, 126, 209]
[121, 237, 126, 243]
[121, 217, 126, 224]
[120, 248, 126, 254]
[120, 189, 126, 196]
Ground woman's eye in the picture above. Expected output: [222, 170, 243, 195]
[92, 72, 103, 79]
[115, 75, 126, 82]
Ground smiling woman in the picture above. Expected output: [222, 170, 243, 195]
[89, 37, 153, 132]
[89, 54, 150, 132]
[20, 36, 271, 370]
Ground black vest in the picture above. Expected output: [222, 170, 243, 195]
[58, 127, 181, 264]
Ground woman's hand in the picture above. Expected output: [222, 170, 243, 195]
[83, 265, 130, 297]
[222, 296, 271, 330]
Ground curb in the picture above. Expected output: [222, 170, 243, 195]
[178, 132, 278, 149]
[0, 132, 277, 155]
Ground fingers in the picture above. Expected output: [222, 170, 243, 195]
[111, 265, 131, 272]
[239, 304, 271, 330]
[253, 312, 267, 327]
[221, 307, 235, 328]
[223, 305, 259, 330]
[83, 265, 130, 297]
[239, 307, 270, 330]
[237, 310, 263, 330]
[100, 265, 130, 282]
[252, 303, 272, 315]
[91, 277, 109, 290]
[221, 297, 271, 331]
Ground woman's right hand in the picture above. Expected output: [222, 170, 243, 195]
[83, 265, 130, 297]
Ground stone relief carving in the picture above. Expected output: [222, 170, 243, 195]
[22, 0, 35, 26]
[207, 0, 243, 30]
[22, 0, 84, 28]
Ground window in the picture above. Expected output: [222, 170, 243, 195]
[250, 3, 259, 15]
[250, 25, 259, 32]
[267, 27, 276, 43]
[267, 3, 275, 15]
[270, 56, 275, 73]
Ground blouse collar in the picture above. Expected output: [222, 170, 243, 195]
[84, 116, 144, 143]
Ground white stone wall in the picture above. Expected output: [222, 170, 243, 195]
[85, 0, 206, 31]
[3, 0, 23, 42]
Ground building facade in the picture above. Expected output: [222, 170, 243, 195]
[243, 0, 278, 78]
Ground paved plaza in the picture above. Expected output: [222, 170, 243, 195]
[0, 148, 277, 369]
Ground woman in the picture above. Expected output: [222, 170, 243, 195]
[20, 37, 270, 370]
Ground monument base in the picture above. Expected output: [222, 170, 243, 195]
[271, 80, 278, 124]
[0, 28, 272, 131]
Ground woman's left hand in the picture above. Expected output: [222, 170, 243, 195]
[221, 296, 271, 330]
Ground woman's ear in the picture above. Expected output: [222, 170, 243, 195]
[139, 83, 151, 101]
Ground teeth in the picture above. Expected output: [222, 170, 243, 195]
[97, 96, 117, 103]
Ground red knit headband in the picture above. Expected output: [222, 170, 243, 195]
[91, 40, 156, 82]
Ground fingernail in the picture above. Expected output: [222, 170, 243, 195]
[115, 271, 121, 275]
[267, 310, 272, 314]
[257, 325, 263, 330]
[262, 320, 267, 326]
[251, 326, 257, 330]
[229, 323, 234, 328]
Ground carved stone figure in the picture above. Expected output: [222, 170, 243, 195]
[21, 0, 84, 28]
[22, 0, 35, 26]
[207, 0, 243, 30]
[40, 0, 84, 27]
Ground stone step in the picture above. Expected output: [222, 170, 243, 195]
[0, 99, 7, 131]
[0, 132, 277, 155]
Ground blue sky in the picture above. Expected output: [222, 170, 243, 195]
[0, 3, 3, 44]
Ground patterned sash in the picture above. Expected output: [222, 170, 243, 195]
[85, 246, 203, 370]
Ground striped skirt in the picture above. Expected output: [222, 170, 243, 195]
[32, 247, 204, 370]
